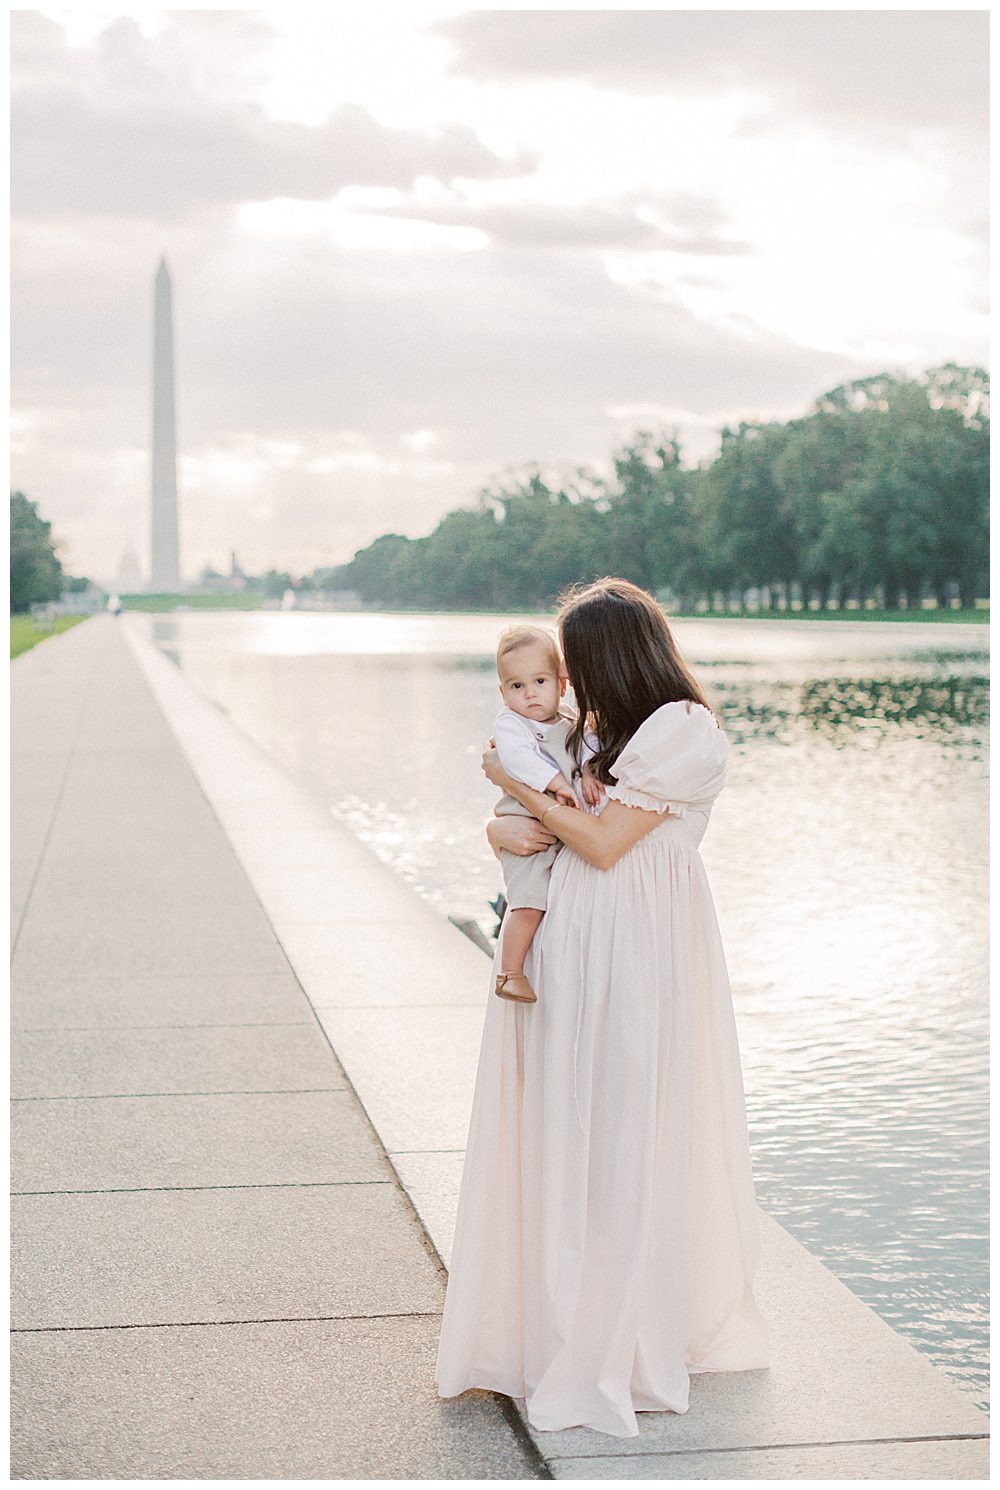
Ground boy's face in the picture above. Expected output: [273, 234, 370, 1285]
[498, 642, 567, 722]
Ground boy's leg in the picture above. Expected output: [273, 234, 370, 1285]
[500, 906, 544, 975]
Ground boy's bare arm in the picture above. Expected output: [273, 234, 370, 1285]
[546, 772, 579, 808]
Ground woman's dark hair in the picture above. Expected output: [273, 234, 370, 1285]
[558, 577, 713, 783]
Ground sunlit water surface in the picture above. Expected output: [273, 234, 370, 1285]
[140, 611, 988, 1408]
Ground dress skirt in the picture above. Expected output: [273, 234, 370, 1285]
[434, 804, 770, 1439]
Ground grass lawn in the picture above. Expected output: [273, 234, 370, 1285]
[10, 613, 91, 660]
[120, 591, 268, 611]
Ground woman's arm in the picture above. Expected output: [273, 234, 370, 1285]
[482, 749, 664, 871]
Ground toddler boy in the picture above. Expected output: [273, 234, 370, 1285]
[492, 624, 589, 1004]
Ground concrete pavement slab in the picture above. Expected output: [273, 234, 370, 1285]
[11, 1023, 344, 1098]
[12, 1182, 443, 1328]
[15, 880, 282, 934]
[43, 797, 242, 855]
[10, 971, 311, 1030]
[55, 745, 212, 794]
[12, 906, 293, 980]
[32, 837, 257, 887]
[9, 769, 63, 855]
[12, 1089, 385, 1192]
[10, 680, 87, 715]
[10, 704, 90, 748]
[16, 844, 283, 909]
[11, 853, 37, 926]
[29, 842, 262, 905]
[11, 1315, 543, 1480]
[71, 704, 194, 752]
[8, 751, 68, 799]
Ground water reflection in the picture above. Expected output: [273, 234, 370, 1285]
[710, 672, 989, 750]
[135, 612, 988, 1409]
[800, 674, 988, 737]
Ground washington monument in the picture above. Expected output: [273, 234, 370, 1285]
[150, 256, 181, 588]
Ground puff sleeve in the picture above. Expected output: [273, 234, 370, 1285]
[604, 701, 728, 817]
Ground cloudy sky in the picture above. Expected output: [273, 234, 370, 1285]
[11, 6, 988, 585]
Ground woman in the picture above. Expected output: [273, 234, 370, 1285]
[435, 578, 769, 1439]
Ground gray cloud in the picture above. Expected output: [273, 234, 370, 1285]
[12, 12, 536, 221]
[355, 196, 750, 254]
[188, 245, 858, 453]
[430, 10, 988, 138]
[12, 216, 864, 471]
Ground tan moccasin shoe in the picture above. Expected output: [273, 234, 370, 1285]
[495, 971, 537, 1003]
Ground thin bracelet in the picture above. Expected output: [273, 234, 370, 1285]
[540, 802, 561, 827]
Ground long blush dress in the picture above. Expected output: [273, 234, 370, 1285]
[434, 700, 770, 1439]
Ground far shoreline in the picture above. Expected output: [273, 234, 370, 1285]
[117, 594, 989, 625]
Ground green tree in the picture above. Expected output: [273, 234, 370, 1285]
[831, 374, 989, 608]
[522, 491, 607, 605]
[347, 532, 454, 608]
[694, 422, 798, 607]
[10, 491, 63, 613]
[922, 363, 989, 607]
[261, 568, 295, 599]
[419, 507, 503, 607]
[773, 409, 868, 607]
[474, 468, 613, 607]
[596, 432, 699, 598]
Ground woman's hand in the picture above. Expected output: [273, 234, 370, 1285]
[482, 744, 516, 792]
[580, 762, 606, 808]
[486, 814, 559, 860]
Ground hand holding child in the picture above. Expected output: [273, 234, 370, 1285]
[580, 762, 605, 808]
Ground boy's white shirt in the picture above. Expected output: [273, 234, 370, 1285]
[493, 706, 596, 793]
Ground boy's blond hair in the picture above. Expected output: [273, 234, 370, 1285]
[496, 624, 562, 679]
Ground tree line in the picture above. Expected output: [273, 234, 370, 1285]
[319, 364, 988, 612]
[10, 491, 67, 612]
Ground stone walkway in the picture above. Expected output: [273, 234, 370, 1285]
[10, 615, 543, 1479]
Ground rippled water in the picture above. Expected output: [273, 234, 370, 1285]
[140, 611, 989, 1409]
